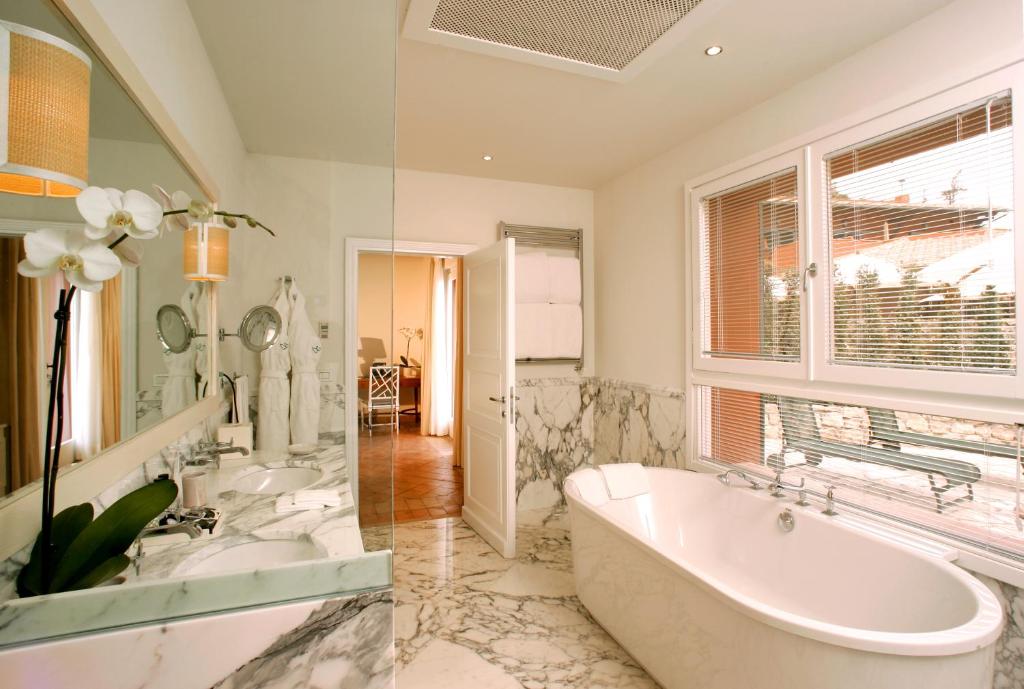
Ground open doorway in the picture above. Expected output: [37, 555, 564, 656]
[347, 240, 476, 527]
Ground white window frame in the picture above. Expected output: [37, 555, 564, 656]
[690, 149, 810, 381]
[807, 67, 1024, 400]
[684, 60, 1024, 576]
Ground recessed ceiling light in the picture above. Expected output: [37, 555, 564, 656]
[482, 154, 493, 161]
[704, 45, 723, 57]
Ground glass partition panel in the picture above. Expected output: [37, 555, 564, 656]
[0, 0, 395, 646]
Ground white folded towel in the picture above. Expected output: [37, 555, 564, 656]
[548, 255, 581, 305]
[565, 468, 609, 507]
[515, 252, 550, 304]
[516, 303, 551, 359]
[548, 304, 582, 359]
[597, 463, 650, 500]
[275, 489, 342, 513]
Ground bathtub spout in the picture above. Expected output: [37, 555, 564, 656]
[717, 469, 763, 490]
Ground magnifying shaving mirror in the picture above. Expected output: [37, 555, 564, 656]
[220, 305, 283, 352]
[156, 304, 197, 354]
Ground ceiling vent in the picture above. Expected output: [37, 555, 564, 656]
[403, 0, 724, 82]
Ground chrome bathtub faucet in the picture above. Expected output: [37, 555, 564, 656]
[822, 485, 839, 516]
[717, 469, 763, 490]
[768, 468, 805, 499]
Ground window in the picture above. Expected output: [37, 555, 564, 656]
[696, 384, 1024, 560]
[824, 94, 1016, 374]
[700, 168, 801, 363]
[689, 68, 1024, 563]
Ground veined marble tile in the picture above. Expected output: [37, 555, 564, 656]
[0, 588, 393, 689]
[514, 377, 595, 512]
[977, 573, 1024, 689]
[593, 379, 685, 469]
[394, 513, 658, 689]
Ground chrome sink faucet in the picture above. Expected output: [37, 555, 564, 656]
[717, 469, 763, 490]
[185, 440, 249, 469]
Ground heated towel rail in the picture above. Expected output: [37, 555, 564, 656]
[501, 222, 584, 372]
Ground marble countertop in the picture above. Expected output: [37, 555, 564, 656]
[0, 444, 392, 648]
[134, 444, 364, 580]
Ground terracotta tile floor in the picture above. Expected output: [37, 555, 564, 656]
[358, 414, 463, 527]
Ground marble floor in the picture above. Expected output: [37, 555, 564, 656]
[392, 511, 660, 689]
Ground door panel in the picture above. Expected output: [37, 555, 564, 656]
[461, 238, 516, 558]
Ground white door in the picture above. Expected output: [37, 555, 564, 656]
[461, 238, 517, 558]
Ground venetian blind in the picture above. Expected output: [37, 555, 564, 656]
[696, 384, 1024, 560]
[824, 93, 1016, 374]
[700, 168, 801, 362]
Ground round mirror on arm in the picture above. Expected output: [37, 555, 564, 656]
[222, 305, 282, 352]
[156, 304, 195, 354]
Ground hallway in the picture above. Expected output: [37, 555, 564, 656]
[359, 416, 463, 527]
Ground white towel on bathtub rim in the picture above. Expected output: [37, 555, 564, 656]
[515, 252, 550, 304]
[548, 255, 581, 304]
[597, 462, 650, 500]
[548, 303, 582, 359]
[516, 303, 551, 359]
[567, 468, 609, 507]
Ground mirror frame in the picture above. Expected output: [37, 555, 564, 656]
[0, 0, 225, 560]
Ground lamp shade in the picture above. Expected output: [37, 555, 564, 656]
[0, 21, 91, 197]
[184, 221, 229, 282]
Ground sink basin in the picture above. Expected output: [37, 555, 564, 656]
[232, 466, 322, 495]
[183, 539, 324, 575]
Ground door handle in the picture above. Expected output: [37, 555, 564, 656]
[488, 396, 506, 403]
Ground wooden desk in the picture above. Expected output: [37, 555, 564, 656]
[358, 373, 421, 420]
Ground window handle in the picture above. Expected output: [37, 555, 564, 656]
[802, 262, 818, 292]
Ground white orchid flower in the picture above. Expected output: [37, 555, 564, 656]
[17, 227, 121, 292]
[76, 187, 163, 241]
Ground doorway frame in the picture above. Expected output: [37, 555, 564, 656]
[344, 237, 478, 504]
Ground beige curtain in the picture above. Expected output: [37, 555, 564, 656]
[100, 273, 121, 449]
[420, 258, 437, 435]
[0, 238, 42, 491]
[451, 258, 464, 468]
[71, 289, 103, 461]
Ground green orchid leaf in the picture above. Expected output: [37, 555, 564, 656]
[49, 480, 177, 593]
[17, 503, 94, 597]
[64, 554, 130, 591]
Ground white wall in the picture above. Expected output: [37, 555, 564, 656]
[396, 168, 595, 378]
[83, 0, 248, 206]
[593, 0, 1024, 389]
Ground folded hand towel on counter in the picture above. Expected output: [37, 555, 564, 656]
[516, 302, 552, 359]
[597, 462, 650, 499]
[275, 489, 342, 513]
[566, 468, 609, 507]
[548, 304, 583, 358]
[548, 255, 581, 304]
[515, 252, 550, 304]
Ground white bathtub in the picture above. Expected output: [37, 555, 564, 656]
[564, 467, 1004, 689]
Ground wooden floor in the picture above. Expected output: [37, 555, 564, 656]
[358, 414, 463, 527]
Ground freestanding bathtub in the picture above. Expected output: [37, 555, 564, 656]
[564, 467, 1004, 689]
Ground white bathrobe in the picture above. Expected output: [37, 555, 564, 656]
[287, 281, 322, 445]
[194, 283, 211, 397]
[257, 284, 292, 450]
[161, 284, 200, 417]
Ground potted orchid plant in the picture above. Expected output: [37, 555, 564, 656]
[15, 186, 272, 596]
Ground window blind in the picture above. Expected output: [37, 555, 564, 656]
[700, 168, 800, 362]
[696, 384, 1024, 560]
[824, 93, 1016, 373]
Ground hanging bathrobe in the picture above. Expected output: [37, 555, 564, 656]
[161, 284, 201, 417]
[194, 283, 211, 397]
[258, 283, 292, 450]
[287, 280, 322, 445]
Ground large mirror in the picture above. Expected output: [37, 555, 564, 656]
[0, 0, 209, 499]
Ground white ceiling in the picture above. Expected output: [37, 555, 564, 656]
[188, 0, 954, 189]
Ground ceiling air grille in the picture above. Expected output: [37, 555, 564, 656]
[428, 0, 704, 72]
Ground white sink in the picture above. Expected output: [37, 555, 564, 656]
[232, 466, 322, 495]
[183, 539, 324, 575]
